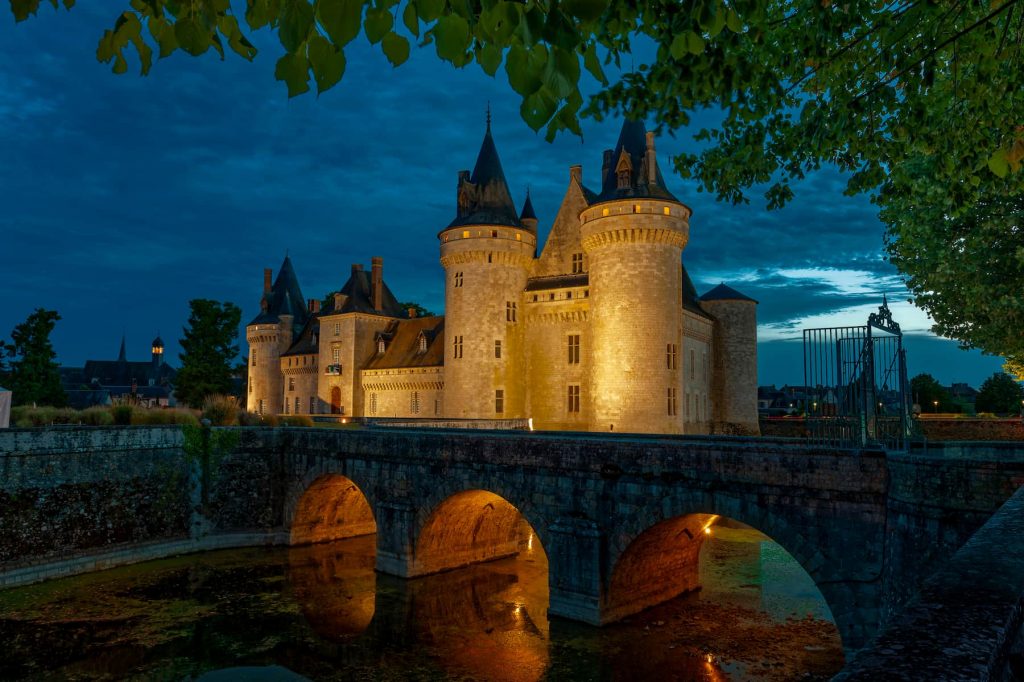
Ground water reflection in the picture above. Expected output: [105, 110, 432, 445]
[1, 528, 844, 681]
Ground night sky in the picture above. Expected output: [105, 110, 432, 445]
[0, 6, 1006, 387]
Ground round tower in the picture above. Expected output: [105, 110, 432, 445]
[581, 121, 691, 434]
[246, 258, 307, 415]
[439, 119, 535, 419]
[699, 284, 759, 435]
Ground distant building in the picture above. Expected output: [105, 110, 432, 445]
[247, 117, 760, 435]
[946, 382, 979, 407]
[60, 335, 176, 408]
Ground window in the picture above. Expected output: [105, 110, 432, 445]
[288, 377, 295, 391]
[690, 349, 696, 380]
[568, 335, 580, 364]
[284, 398, 290, 414]
[334, 322, 340, 336]
[411, 391, 420, 414]
[377, 339, 386, 354]
[495, 339, 502, 358]
[617, 169, 630, 189]
[248, 383, 252, 393]
[294, 397, 300, 414]
[462, 230, 470, 238]
[309, 396, 316, 414]
[258, 399, 265, 415]
[251, 350, 256, 367]
[487, 253, 493, 263]
[515, 232, 521, 241]
[453, 335, 463, 359]
[506, 301, 517, 322]
[454, 271, 463, 287]
[567, 385, 580, 413]
[663, 206, 671, 215]
[495, 389, 504, 414]
[311, 333, 318, 346]
[370, 393, 377, 415]
[633, 204, 641, 213]
[418, 334, 428, 353]
[571, 253, 584, 274]
[491, 230, 498, 238]
[702, 351, 707, 381]
[435, 399, 440, 415]
[332, 347, 340, 365]
[667, 344, 678, 370]
[668, 388, 678, 416]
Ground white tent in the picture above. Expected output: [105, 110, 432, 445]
[0, 386, 10, 428]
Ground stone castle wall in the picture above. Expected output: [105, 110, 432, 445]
[702, 299, 759, 435]
[362, 366, 444, 419]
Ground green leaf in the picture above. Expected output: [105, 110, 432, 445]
[317, 0, 364, 47]
[381, 31, 410, 66]
[505, 44, 545, 96]
[280, 0, 314, 51]
[415, 0, 445, 22]
[364, 7, 393, 44]
[112, 53, 128, 74]
[275, 51, 311, 97]
[433, 14, 469, 63]
[402, 2, 419, 37]
[582, 43, 606, 84]
[520, 86, 557, 131]
[174, 18, 211, 56]
[726, 8, 742, 32]
[987, 149, 1009, 178]
[307, 33, 346, 92]
[669, 32, 687, 60]
[477, 43, 502, 76]
[562, 0, 606, 22]
[543, 46, 579, 99]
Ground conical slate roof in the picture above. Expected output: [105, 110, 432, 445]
[248, 255, 310, 326]
[596, 118, 679, 203]
[151, 334, 164, 348]
[448, 121, 522, 229]
[117, 335, 127, 362]
[520, 189, 537, 221]
[700, 283, 758, 303]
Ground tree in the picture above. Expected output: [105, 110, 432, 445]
[909, 373, 957, 414]
[3, 308, 67, 406]
[13, 0, 1024, 361]
[175, 299, 242, 408]
[1005, 359, 1024, 384]
[397, 301, 436, 317]
[975, 372, 1024, 415]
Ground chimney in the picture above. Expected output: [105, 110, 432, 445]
[308, 298, 320, 314]
[646, 131, 657, 183]
[333, 292, 348, 311]
[569, 164, 582, 184]
[371, 256, 383, 312]
[408, 307, 417, 319]
[263, 268, 272, 294]
[602, 150, 613, 181]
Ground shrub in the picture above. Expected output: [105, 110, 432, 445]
[111, 405, 134, 425]
[202, 394, 239, 426]
[79, 406, 114, 426]
[261, 413, 280, 427]
[280, 415, 313, 427]
[237, 410, 263, 426]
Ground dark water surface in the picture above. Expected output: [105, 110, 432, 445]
[1, 528, 843, 681]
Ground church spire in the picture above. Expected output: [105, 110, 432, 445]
[118, 334, 126, 362]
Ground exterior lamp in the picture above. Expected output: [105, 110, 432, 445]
[933, 400, 939, 412]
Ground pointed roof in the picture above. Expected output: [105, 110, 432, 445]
[520, 189, 537, 221]
[118, 335, 126, 362]
[596, 118, 679, 204]
[681, 263, 712, 318]
[151, 333, 164, 348]
[320, 266, 406, 318]
[700, 283, 758, 303]
[248, 255, 310, 326]
[448, 119, 522, 229]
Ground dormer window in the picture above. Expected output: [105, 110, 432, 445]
[616, 150, 632, 190]
[418, 333, 428, 354]
[377, 339, 386, 354]
[618, 169, 630, 188]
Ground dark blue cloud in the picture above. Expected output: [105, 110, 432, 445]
[0, 7, 1004, 386]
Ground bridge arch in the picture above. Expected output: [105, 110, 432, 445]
[289, 471, 377, 545]
[604, 492, 857, 647]
[409, 482, 549, 577]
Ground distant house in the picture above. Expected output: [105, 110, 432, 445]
[947, 382, 979, 406]
[60, 335, 177, 409]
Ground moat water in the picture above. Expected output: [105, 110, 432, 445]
[1, 527, 844, 681]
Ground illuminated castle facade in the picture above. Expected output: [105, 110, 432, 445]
[246, 118, 759, 435]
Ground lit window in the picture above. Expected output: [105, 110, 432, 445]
[419, 334, 428, 353]
[516, 233, 521, 241]
[462, 230, 470, 238]
[668, 388, 678, 416]
[633, 204, 641, 213]
[663, 206, 671, 215]
[495, 340, 502, 359]
[378, 339, 386, 354]
[602, 208, 610, 217]
[568, 335, 580, 364]
[571, 253, 584, 274]
[495, 389, 504, 414]
[567, 385, 580, 413]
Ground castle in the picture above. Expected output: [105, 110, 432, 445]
[246, 117, 759, 435]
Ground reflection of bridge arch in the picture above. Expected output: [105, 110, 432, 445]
[410, 483, 548, 578]
[607, 492, 861, 648]
[289, 472, 376, 545]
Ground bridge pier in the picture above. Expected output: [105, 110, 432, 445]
[374, 500, 417, 577]
[547, 516, 604, 625]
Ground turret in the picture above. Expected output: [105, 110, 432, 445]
[151, 334, 164, 368]
[699, 284, 759, 435]
[580, 118, 692, 434]
[246, 255, 308, 415]
[519, 189, 538, 234]
[439, 114, 536, 418]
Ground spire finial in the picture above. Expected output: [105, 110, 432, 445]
[486, 101, 491, 131]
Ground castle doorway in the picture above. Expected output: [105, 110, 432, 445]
[331, 387, 342, 414]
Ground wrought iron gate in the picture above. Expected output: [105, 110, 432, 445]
[802, 297, 912, 449]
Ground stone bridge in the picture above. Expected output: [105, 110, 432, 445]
[2, 426, 1023, 658]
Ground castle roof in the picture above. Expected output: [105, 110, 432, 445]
[520, 189, 537, 221]
[448, 121, 524, 230]
[151, 334, 164, 348]
[700, 283, 758, 303]
[282, 319, 319, 357]
[595, 118, 679, 204]
[321, 266, 406, 317]
[682, 264, 713, 318]
[248, 255, 309, 326]
[364, 316, 445, 370]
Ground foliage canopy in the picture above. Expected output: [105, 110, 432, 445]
[2, 308, 68, 407]
[176, 299, 242, 408]
[975, 371, 1024, 413]
[909, 372, 958, 413]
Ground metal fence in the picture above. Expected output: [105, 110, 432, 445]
[802, 298, 912, 449]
